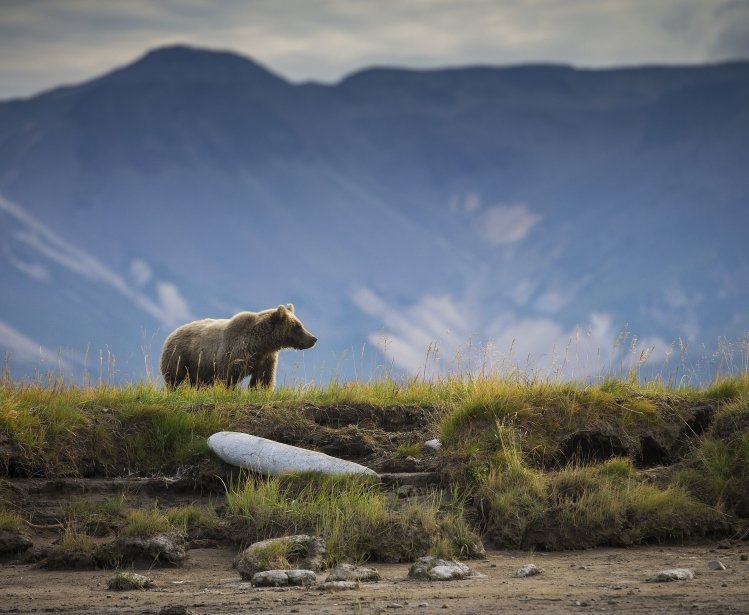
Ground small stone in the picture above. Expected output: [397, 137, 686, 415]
[251, 569, 316, 587]
[417, 603, 429, 608]
[286, 569, 317, 587]
[515, 563, 543, 578]
[251, 570, 290, 587]
[721, 582, 728, 587]
[387, 604, 405, 609]
[424, 438, 441, 450]
[646, 568, 695, 582]
[707, 561, 726, 571]
[325, 563, 380, 583]
[408, 556, 479, 581]
[740, 554, 748, 562]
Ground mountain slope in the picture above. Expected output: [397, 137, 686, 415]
[1, 46, 747, 382]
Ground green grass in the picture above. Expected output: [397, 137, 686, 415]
[166, 503, 220, 533]
[478, 447, 727, 549]
[0, 509, 24, 532]
[437, 377, 749, 482]
[675, 393, 749, 515]
[42, 525, 99, 569]
[67, 495, 127, 522]
[2, 373, 749, 557]
[224, 472, 480, 564]
[394, 442, 423, 458]
[121, 507, 177, 537]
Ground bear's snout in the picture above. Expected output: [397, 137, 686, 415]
[299, 335, 317, 350]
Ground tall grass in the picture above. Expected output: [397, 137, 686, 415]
[224, 472, 480, 564]
[475, 426, 727, 549]
[2, 369, 748, 477]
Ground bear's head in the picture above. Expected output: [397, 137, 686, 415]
[271, 304, 317, 350]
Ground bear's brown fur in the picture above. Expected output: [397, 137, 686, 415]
[160, 304, 317, 389]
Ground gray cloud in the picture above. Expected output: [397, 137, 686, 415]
[710, 1, 749, 59]
[0, 0, 746, 99]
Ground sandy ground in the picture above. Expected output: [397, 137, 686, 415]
[1, 543, 747, 614]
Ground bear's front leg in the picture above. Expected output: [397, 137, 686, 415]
[250, 353, 278, 389]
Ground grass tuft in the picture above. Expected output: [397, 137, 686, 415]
[225, 472, 480, 565]
[121, 507, 176, 537]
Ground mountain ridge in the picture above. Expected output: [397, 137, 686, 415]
[0, 45, 747, 382]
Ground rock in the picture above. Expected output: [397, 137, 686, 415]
[408, 556, 480, 581]
[515, 563, 543, 578]
[286, 569, 317, 586]
[707, 561, 726, 571]
[207, 431, 377, 477]
[0, 530, 33, 554]
[319, 580, 359, 591]
[716, 540, 732, 549]
[18, 545, 47, 564]
[325, 563, 380, 582]
[250, 570, 288, 587]
[41, 546, 98, 570]
[101, 533, 186, 567]
[424, 439, 441, 450]
[397, 484, 417, 498]
[235, 535, 325, 580]
[106, 571, 154, 590]
[251, 569, 316, 587]
[647, 568, 695, 582]
[741, 554, 748, 561]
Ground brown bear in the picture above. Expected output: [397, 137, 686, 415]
[160, 304, 317, 389]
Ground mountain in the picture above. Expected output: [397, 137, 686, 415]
[1, 45, 747, 383]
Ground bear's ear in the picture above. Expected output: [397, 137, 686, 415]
[286, 303, 295, 313]
[271, 305, 287, 322]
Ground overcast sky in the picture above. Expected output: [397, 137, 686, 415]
[1, 0, 748, 99]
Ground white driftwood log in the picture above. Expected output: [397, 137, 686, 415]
[207, 431, 378, 477]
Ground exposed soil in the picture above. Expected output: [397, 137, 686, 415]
[1, 542, 748, 614]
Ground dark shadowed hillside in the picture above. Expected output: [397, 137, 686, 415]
[1, 46, 747, 382]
